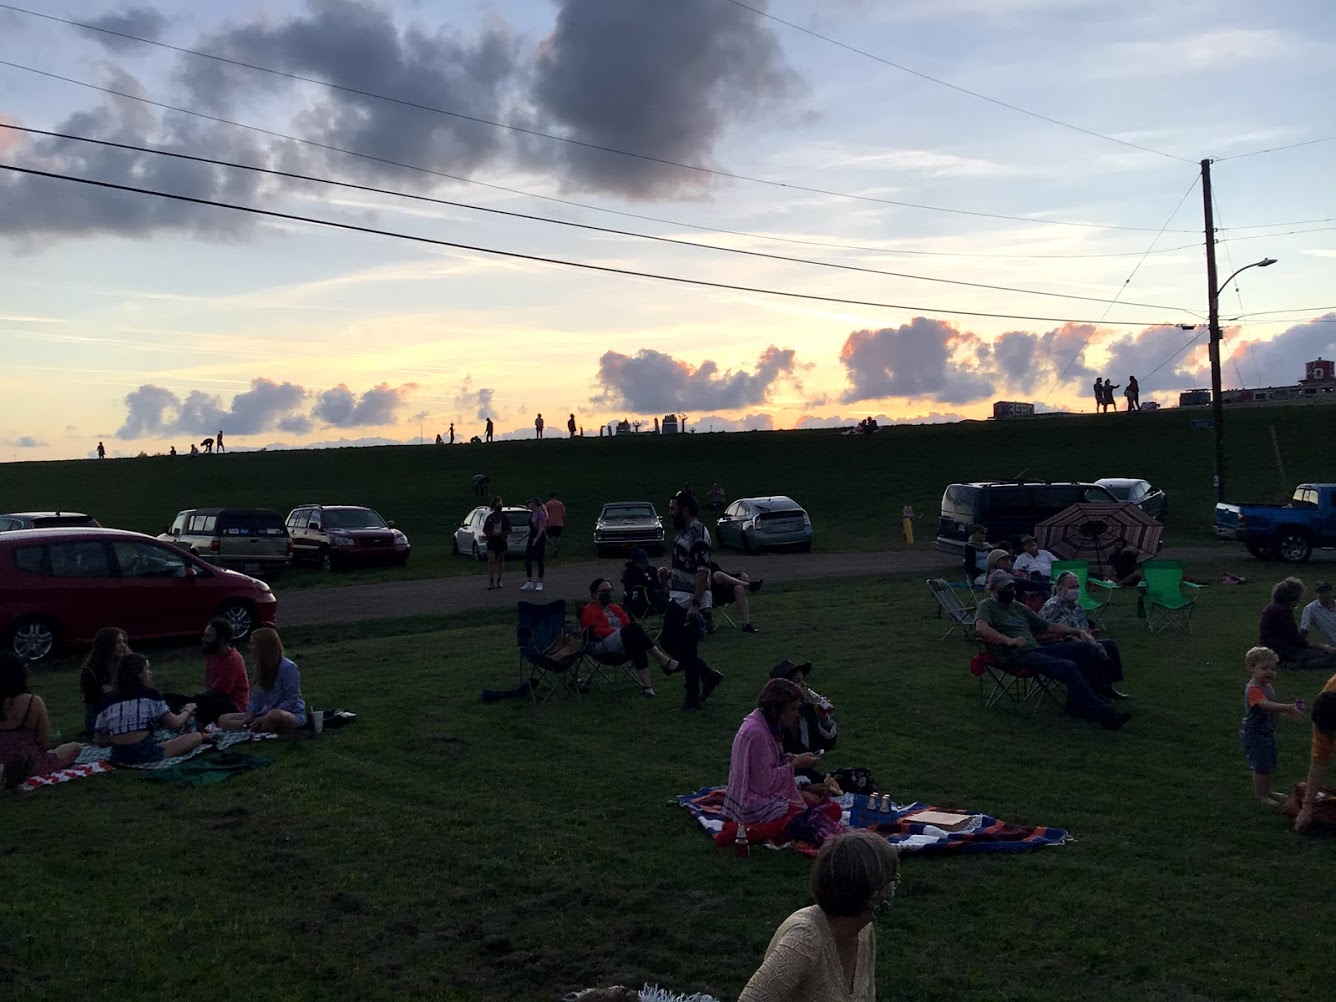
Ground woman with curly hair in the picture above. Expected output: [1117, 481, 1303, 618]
[79, 626, 128, 735]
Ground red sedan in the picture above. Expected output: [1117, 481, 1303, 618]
[0, 528, 278, 661]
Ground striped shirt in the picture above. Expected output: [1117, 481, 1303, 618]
[95, 686, 169, 737]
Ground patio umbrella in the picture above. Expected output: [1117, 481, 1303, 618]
[1033, 502, 1163, 565]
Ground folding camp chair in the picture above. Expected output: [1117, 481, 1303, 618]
[969, 647, 1066, 714]
[1139, 559, 1203, 633]
[927, 578, 976, 640]
[515, 600, 583, 703]
[1050, 560, 1118, 624]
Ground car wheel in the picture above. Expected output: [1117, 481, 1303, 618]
[472, 542, 483, 561]
[320, 548, 334, 573]
[797, 541, 812, 553]
[9, 617, 58, 661]
[1278, 531, 1312, 563]
[1246, 541, 1280, 561]
[651, 544, 664, 557]
[217, 600, 256, 641]
[595, 545, 607, 558]
[741, 533, 754, 554]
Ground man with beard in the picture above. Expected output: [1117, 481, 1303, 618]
[974, 569, 1130, 730]
[663, 491, 724, 710]
[164, 617, 250, 728]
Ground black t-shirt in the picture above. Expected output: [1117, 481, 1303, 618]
[1111, 550, 1138, 580]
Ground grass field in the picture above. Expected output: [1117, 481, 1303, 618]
[3, 403, 1333, 590]
[4, 561, 1334, 1001]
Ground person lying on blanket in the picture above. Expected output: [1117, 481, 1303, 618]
[738, 829, 899, 1002]
[579, 577, 680, 698]
[1, 652, 81, 782]
[769, 659, 838, 793]
[717, 679, 842, 847]
[218, 628, 308, 734]
[93, 653, 205, 766]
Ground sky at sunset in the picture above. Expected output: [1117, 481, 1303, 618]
[2, 0, 1334, 460]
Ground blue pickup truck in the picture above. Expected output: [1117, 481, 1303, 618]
[1214, 483, 1336, 562]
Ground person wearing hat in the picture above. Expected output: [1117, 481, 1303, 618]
[1259, 577, 1336, 671]
[1299, 580, 1336, 647]
[519, 497, 548, 592]
[1013, 535, 1057, 581]
[974, 569, 1131, 730]
[983, 547, 1048, 602]
[770, 659, 838, 788]
[621, 547, 668, 618]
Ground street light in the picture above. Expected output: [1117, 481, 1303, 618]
[1208, 255, 1277, 502]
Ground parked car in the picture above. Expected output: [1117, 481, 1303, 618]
[1094, 478, 1168, 521]
[157, 507, 292, 578]
[0, 527, 278, 661]
[285, 504, 411, 571]
[452, 505, 532, 560]
[0, 511, 101, 531]
[715, 496, 813, 553]
[1214, 483, 1336, 562]
[594, 502, 665, 557]
[935, 481, 1119, 555]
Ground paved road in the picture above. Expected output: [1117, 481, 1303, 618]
[278, 545, 1231, 627]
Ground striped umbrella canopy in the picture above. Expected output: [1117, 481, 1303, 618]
[1034, 502, 1163, 562]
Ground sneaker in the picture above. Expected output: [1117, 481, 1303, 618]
[741, 623, 759, 633]
[535, 582, 544, 592]
[642, 686, 656, 698]
[701, 670, 724, 703]
[520, 581, 535, 591]
[661, 659, 681, 676]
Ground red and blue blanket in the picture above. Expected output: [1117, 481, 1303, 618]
[677, 786, 1068, 856]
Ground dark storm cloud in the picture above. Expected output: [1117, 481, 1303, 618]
[311, 382, 417, 427]
[531, 0, 799, 197]
[81, 7, 169, 51]
[594, 346, 800, 413]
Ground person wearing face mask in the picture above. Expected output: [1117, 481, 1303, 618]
[578, 578, 678, 697]
[164, 617, 251, 727]
[1040, 573, 1129, 699]
[975, 569, 1131, 730]
[738, 828, 900, 1002]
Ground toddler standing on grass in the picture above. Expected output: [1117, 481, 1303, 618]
[1240, 646, 1304, 805]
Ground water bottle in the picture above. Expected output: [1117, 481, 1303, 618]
[735, 824, 750, 858]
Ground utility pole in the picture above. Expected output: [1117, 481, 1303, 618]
[1202, 158, 1226, 503]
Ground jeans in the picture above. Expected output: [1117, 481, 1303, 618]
[525, 538, 546, 579]
[661, 601, 715, 706]
[1011, 640, 1117, 721]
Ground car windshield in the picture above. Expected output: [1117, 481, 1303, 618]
[603, 504, 656, 520]
[324, 508, 386, 529]
[1103, 483, 1134, 501]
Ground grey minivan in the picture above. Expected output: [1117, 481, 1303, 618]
[934, 481, 1117, 555]
[158, 507, 292, 578]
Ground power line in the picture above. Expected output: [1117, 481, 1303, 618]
[1217, 135, 1336, 162]
[1211, 190, 1259, 388]
[1235, 307, 1336, 319]
[0, 161, 1196, 328]
[1040, 174, 1202, 402]
[0, 59, 1206, 262]
[1219, 216, 1336, 231]
[1141, 329, 1206, 384]
[0, 122, 1201, 314]
[0, 3, 1198, 234]
[717, 0, 1194, 164]
[1220, 225, 1336, 244]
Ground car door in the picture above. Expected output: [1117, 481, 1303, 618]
[716, 503, 738, 549]
[109, 539, 200, 638]
[40, 539, 121, 644]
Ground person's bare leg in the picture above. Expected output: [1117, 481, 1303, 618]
[217, 712, 248, 732]
[734, 585, 752, 626]
[53, 742, 81, 768]
[1253, 771, 1283, 806]
[649, 644, 677, 671]
[255, 709, 299, 734]
[163, 732, 204, 757]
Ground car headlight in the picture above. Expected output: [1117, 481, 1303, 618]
[392, 531, 407, 544]
[332, 536, 356, 547]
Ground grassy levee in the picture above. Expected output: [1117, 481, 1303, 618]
[4, 564, 1334, 1001]
[4, 403, 1331, 588]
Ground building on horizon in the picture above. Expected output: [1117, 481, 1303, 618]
[992, 401, 1036, 419]
[1178, 357, 1336, 408]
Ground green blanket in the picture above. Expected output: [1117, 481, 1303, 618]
[140, 751, 274, 787]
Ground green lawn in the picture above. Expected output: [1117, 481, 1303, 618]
[4, 562, 1333, 1001]
[3, 402, 1333, 590]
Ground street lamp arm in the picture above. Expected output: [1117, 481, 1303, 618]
[1216, 257, 1278, 297]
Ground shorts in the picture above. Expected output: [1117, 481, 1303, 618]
[1240, 728, 1277, 775]
[547, 525, 563, 538]
[486, 539, 508, 554]
[109, 735, 166, 767]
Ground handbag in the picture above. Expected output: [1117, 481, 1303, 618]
[541, 631, 584, 666]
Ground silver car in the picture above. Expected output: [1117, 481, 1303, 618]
[594, 502, 664, 557]
[452, 505, 532, 560]
[1094, 478, 1167, 521]
[715, 496, 812, 553]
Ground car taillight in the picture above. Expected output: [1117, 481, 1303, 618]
[1238, 514, 1247, 529]
[210, 540, 220, 552]
[287, 542, 294, 555]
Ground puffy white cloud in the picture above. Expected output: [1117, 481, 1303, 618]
[594, 345, 801, 413]
[312, 382, 418, 428]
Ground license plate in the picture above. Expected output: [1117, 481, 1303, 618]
[243, 562, 262, 573]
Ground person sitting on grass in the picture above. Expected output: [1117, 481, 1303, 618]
[974, 569, 1131, 730]
[1107, 540, 1144, 587]
[578, 577, 679, 698]
[218, 628, 307, 734]
[79, 626, 128, 736]
[718, 679, 841, 847]
[166, 618, 250, 728]
[1259, 577, 1336, 672]
[738, 829, 900, 1002]
[1296, 680, 1336, 833]
[708, 561, 763, 634]
[769, 659, 838, 791]
[1239, 646, 1305, 807]
[1, 652, 82, 783]
[93, 653, 203, 766]
[621, 548, 668, 618]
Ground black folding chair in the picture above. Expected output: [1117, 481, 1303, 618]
[515, 600, 583, 704]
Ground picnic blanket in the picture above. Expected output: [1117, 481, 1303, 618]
[677, 786, 1069, 856]
[17, 760, 115, 792]
[141, 750, 275, 788]
[563, 987, 721, 1002]
[16, 731, 280, 793]
[74, 729, 275, 769]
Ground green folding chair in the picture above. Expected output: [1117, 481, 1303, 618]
[1139, 559, 1203, 633]
[1050, 559, 1118, 623]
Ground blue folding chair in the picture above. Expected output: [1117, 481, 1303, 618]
[516, 600, 583, 703]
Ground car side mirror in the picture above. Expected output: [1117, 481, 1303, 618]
[172, 528, 181, 536]
[185, 567, 198, 582]
[386, 520, 396, 529]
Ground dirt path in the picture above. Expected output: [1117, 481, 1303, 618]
[278, 545, 1230, 627]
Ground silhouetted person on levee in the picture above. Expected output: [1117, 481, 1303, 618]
[449, 423, 455, 444]
[169, 446, 177, 457]
[473, 473, 489, 497]
[1101, 378, 1119, 414]
[535, 413, 545, 439]
[435, 433, 444, 445]
[216, 430, 225, 453]
[201, 437, 214, 454]
[96, 441, 105, 459]
[1125, 376, 1140, 411]
[485, 418, 494, 443]
[567, 413, 577, 438]
[1092, 377, 1104, 413]
[190, 443, 199, 455]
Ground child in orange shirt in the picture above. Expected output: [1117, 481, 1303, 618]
[1239, 646, 1304, 805]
